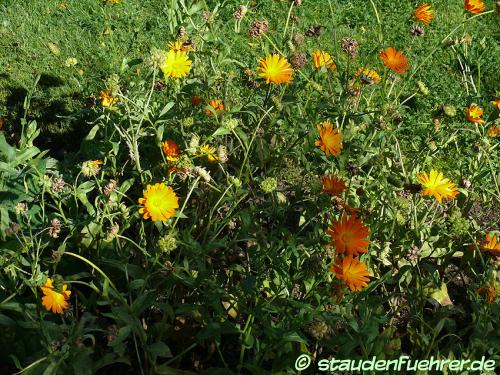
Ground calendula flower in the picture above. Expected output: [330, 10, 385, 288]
[315, 121, 343, 157]
[81, 160, 103, 177]
[168, 39, 192, 52]
[257, 54, 293, 84]
[478, 234, 500, 256]
[487, 125, 500, 137]
[103, 0, 121, 4]
[98, 90, 118, 108]
[160, 50, 192, 79]
[199, 144, 218, 163]
[326, 213, 370, 256]
[41, 278, 71, 314]
[138, 183, 179, 222]
[416, 169, 459, 203]
[477, 282, 498, 304]
[312, 50, 336, 71]
[355, 67, 381, 84]
[321, 175, 347, 197]
[465, 104, 485, 124]
[162, 140, 181, 161]
[491, 98, 500, 114]
[192, 95, 202, 107]
[330, 256, 370, 292]
[464, 0, 485, 14]
[415, 3, 434, 24]
[205, 100, 224, 116]
[379, 47, 410, 74]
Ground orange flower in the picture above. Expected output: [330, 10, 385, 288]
[41, 278, 71, 314]
[205, 99, 224, 116]
[491, 98, 500, 114]
[321, 175, 347, 197]
[330, 256, 370, 292]
[162, 140, 181, 161]
[487, 125, 500, 138]
[465, 105, 485, 124]
[415, 3, 433, 24]
[478, 234, 500, 256]
[379, 47, 410, 75]
[315, 121, 343, 157]
[464, 0, 485, 14]
[312, 50, 336, 71]
[326, 213, 370, 256]
[191, 95, 202, 107]
[477, 283, 498, 304]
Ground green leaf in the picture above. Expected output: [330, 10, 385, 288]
[148, 342, 173, 358]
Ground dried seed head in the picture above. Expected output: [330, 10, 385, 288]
[305, 25, 323, 37]
[194, 166, 211, 183]
[290, 52, 307, 70]
[290, 15, 299, 24]
[104, 179, 117, 196]
[51, 176, 66, 193]
[233, 5, 248, 20]
[248, 20, 269, 38]
[406, 246, 421, 262]
[340, 37, 358, 58]
[48, 218, 62, 239]
[292, 33, 305, 46]
[292, 0, 302, 6]
[410, 25, 425, 37]
[217, 145, 228, 163]
[308, 320, 330, 340]
[106, 223, 119, 241]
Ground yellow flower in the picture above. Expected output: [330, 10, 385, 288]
[355, 67, 381, 84]
[98, 90, 118, 108]
[465, 105, 485, 124]
[103, 0, 121, 4]
[416, 169, 459, 203]
[257, 54, 293, 84]
[199, 144, 218, 163]
[415, 3, 433, 25]
[41, 278, 71, 314]
[160, 50, 192, 79]
[478, 234, 500, 256]
[162, 140, 181, 161]
[312, 50, 336, 71]
[138, 183, 179, 222]
[315, 121, 342, 157]
[464, 0, 485, 14]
